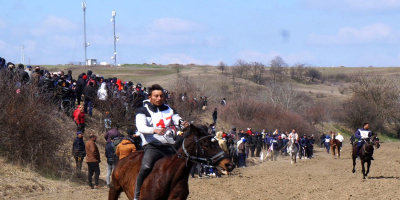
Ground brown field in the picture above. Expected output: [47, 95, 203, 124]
[2, 141, 400, 200]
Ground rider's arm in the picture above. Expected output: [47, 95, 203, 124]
[135, 111, 155, 134]
[171, 108, 182, 126]
[354, 129, 361, 139]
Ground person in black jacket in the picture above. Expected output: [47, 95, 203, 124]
[76, 74, 86, 106]
[249, 133, 257, 157]
[255, 132, 263, 157]
[72, 131, 86, 171]
[83, 81, 96, 116]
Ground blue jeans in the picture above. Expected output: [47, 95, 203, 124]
[325, 142, 330, 153]
[106, 163, 115, 185]
[84, 99, 93, 116]
[238, 153, 246, 167]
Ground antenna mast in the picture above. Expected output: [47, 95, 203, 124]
[82, 1, 88, 65]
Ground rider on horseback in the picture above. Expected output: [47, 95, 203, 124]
[354, 123, 374, 160]
[133, 84, 188, 200]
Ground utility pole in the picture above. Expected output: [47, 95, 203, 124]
[111, 10, 118, 66]
[82, 1, 89, 65]
[20, 44, 24, 64]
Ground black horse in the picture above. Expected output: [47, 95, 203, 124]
[352, 135, 380, 179]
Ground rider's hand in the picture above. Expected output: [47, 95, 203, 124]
[181, 121, 189, 128]
[154, 128, 166, 135]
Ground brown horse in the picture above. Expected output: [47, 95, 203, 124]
[352, 135, 380, 179]
[108, 124, 235, 200]
[330, 133, 341, 159]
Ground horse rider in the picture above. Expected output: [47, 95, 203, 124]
[354, 122, 374, 160]
[134, 84, 188, 200]
[335, 132, 344, 148]
[288, 129, 299, 149]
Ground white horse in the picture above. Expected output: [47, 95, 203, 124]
[287, 137, 299, 164]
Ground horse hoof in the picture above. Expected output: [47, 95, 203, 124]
[352, 170, 355, 173]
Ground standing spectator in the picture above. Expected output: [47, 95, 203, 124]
[237, 138, 246, 168]
[76, 74, 87, 105]
[73, 105, 86, 133]
[97, 82, 108, 101]
[249, 132, 256, 157]
[255, 132, 263, 157]
[25, 65, 33, 81]
[320, 133, 326, 148]
[72, 131, 86, 172]
[115, 136, 137, 159]
[85, 134, 101, 189]
[212, 108, 218, 124]
[105, 138, 115, 187]
[83, 81, 96, 116]
[104, 125, 123, 144]
[221, 98, 226, 106]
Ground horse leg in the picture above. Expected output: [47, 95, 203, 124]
[338, 145, 340, 159]
[331, 145, 335, 158]
[108, 182, 123, 200]
[361, 160, 366, 179]
[365, 160, 371, 178]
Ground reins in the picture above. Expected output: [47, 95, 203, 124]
[162, 128, 225, 167]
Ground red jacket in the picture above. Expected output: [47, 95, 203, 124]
[73, 108, 85, 124]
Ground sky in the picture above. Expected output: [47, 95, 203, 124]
[1, 0, 400, 67]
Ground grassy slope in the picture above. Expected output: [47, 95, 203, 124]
[43, 64, 400, 140]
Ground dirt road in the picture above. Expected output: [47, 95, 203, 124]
[4, 142, 400, 200]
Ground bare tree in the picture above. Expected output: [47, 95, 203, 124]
[250, 62, 266, 85]
[217, 61, 227, 75]
[269, 56, 288, 84]
[305, 67, 321, 82]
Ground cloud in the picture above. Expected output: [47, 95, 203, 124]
[118, 18, 208, 47]
[32, 16, 78, 36]
[147, 18, 205, 33]
[308, 23, 400, 45]
[148, 53, 202, 65]
[304, 0, 400, 11]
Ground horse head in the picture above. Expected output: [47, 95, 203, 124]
[371, 135, 380, 149]
[182, 124, 235, 172]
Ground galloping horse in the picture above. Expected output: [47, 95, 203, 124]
[287, 137, 299, 164]
[330, 132, 341, 159]
[352, 135, 380, 179]
[109, 124, 235, 200]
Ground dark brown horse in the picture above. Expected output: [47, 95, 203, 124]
[108, 124, 235, 200]
[330, 133, 341, 159]
[352, 135, 380, 179]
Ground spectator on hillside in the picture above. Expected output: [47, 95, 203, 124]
[76, 74, 86, 105]
[72, 131, 86, 172]
[83, 81, 96, 116]
[97, 82, 108, 101]
[105, 137, 115, 187]
[212, 108, 218, 124]
[73, 105, 86, 133]
[85, 134, 101, 189]
[115, 136, 137, 159]
[25, 65, 32, 81]
[105, 125, 123, 144]
[32, 67, 41, 87]
[17, 64, 29, 85]
[221, 98, 226, 106]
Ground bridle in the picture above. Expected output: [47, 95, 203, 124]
[181, 135, 226, 165]
[163, 127, 226, 166]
